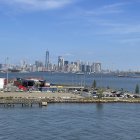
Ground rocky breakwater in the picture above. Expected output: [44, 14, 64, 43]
[0, 92, 140, 104]
[43, 97, 140, 103]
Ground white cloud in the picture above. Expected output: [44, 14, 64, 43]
[84, 2, 127, 16]
[120, 38, 140, 44]
[0, 0, 73, 11]
[97, 24, 140, 35]
[59, 2, 128, 27]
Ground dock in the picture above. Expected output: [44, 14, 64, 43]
[0, 98, 47, 107]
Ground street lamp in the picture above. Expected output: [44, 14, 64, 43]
[6, 57, 9, 85]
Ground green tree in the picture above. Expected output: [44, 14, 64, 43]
[92, 80, 97, 89]
[97, 89, 103, 99]
[135, 84, 139, 94]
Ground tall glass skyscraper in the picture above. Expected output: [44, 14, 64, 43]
[58, 56, 64, 71]
[45, 50, 49, 70]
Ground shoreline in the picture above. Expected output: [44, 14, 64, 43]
[0, 92, 140, 104]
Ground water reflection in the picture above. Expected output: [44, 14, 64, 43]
[96, 103, 103, 111]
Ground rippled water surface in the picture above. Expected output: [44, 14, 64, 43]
[0, 103, 140, 140]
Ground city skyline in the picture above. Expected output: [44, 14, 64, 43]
[0, 50, 102, 73]
[0, 0, 140, 70]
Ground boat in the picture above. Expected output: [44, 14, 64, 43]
[135, 72, 140, 75]
[118, 75, 126, 77]
[8, 68, 21, 73]
[76, 72, 84, 75]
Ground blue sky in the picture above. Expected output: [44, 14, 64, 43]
[0, 0, 140, 70]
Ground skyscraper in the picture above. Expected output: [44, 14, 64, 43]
[58, 56, 64, 71]
[45, 50, 49, 70]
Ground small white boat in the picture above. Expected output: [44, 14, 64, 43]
[76, 72, 84, 75]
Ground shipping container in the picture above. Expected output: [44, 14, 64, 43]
[0, 78, 5, 89]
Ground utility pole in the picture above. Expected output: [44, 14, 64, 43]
[6, 57, 9, 85]
[84, 74, 86, 87]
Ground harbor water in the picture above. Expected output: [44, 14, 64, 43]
[0, 72, 140, 140]
[0, 72, 140, 92]
[0, 103, 140, 140]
